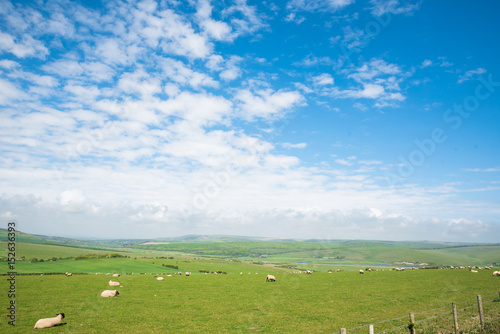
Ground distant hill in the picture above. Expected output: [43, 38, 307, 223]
[2, 228, 499, 249]
[2, 229, 500, 267]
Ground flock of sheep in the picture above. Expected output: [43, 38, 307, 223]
[33, 270, 280, 329]
[33, 265, 499, 329]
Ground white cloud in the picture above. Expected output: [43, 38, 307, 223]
[312, 73, 334, 86]
[370, 0, 421, 16]
[235, 89, 304, 120]
[59, 189, 87, 212]
[421, 59, 432, 68]
[464, 166, 500, 172]
[458, 68, 487, 83]
[287, 0, 355, 12]
[158, 57, 219, 89]
[132, 6, 213, 59]
[196, 0, 234, 41]
[328, 59, 409, 106]
[0, 59, 20, 69]
[222, 0, 268, 37]
[0, 32, 49, 58]
[353, 102, 368, 111]
[206, 55, 244, 81]
[293, 54, 336, 67]
[282, 142, 307, 149]
[0, 78, 28, 104]
[3, 193, 498, 241]
[335, 158, 353, 166]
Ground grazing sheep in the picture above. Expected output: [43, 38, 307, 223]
[157, 277, 164, 281]
[492, 271, 500, 276]
[34, 313, 65, 329]
[65, 272, 72, 277]
[100, 290, 119, 298]
[266, 275, 276, 282]
[185, 272, 191, 276]
[112, 274, 120, 277]
[305, 270, 313, 274]
[359, 270, 364, 274]
[108, 280, 120, 287]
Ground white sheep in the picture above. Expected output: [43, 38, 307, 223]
[492, 271, 500, 276]
[359, 270, 364, 274]
[65, 272, 72, 277]
[34, 313, 65, 329]
[112, 274, 120, 277]
[100, 290, 119, 297]
[185, 272, 191, 276]
[470, 270, 478, 273]
[266, 275, 276, 282]
[108, 280, 120, 287]
[157, 277, 164, 281]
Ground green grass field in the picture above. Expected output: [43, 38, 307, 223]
[0, 241, 128, 261]
[1, 232, 500, 332]
[2, 269, 500, 333]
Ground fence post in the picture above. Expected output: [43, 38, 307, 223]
[477, 295, 484, 328]
[369, 324, 374, 334]
[340, 328, 346, 334]
[452, 302, 459, 334]
[409, 312, 416, 334]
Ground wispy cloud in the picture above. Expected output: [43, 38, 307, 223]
[370, 0, 421, 16]
[234, 88, 304, 120]
[464, 167, 500, 172]
[457, 68, 487, 83]
[420, 59, 432, 68]
[311, 73, 334, 86]
[287, 0, 355, 13]
[282, 142, 307, 149]
[326, 58, 409, 106]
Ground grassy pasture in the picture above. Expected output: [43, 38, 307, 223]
[0, 258, 173, 275]
[0, 241, 127, 260]
[133, 241, 500, 267]
[2, 232, 500, 332]
[2, 268, 500, 333]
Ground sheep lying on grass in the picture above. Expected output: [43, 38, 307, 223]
[109, 280, 120, 287]
[34, 313, 65, 329]
[157, 277, 164, 281]
[112, 274, 120, 277]
[101, 290, 119, 297]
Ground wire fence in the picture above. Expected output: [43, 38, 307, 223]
[337, 291, 500, 333]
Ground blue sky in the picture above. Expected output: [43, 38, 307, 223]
[1, 0, 499, 241]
